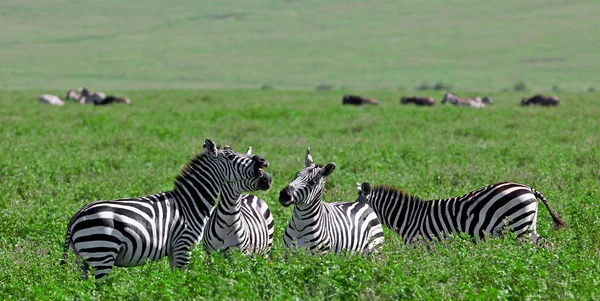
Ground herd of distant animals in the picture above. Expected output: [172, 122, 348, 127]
[37, 87, 131, 106]
[60, 139, 566, 279]
[343, 92, 560, 107]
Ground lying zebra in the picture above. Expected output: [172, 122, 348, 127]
[203, 147, 275, 255]
[279, 148, 384, 255]
[60, 139, 269, 279]
[441, 92, 492, 108]
[356, 181, 566, 244]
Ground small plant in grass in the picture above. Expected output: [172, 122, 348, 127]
[315, 84, 333, 91]
[552, 85, 560, 92]
[513, 80, 528, 91]
[588, 86, 595, 92]
[434, 82, 452, 91]
[416, 81, 432, 90]
[260, 84, 273, 91]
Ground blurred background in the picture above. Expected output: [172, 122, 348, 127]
[1, 0, 598, 91]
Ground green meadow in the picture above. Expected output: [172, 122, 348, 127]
[0, 0, 599, 91]
[2, 0, 600, 299]
[1, 90, 599, 300]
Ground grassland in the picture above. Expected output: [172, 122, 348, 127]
[1, 0, 599, 91]
[1, 90, 599, 300]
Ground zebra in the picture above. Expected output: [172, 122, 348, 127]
[441, 92, 486, 108]
[37, 94, 65, 106]
[59, 139, 269, 279]
[77, 87, 106, 104]
[203, 147, 275, 255]
[278, 147, 384, 255]
[355, 181, 566, 244]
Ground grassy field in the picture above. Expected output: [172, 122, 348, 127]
[1, 90, 599, 300]
[1, 0, 599, 91]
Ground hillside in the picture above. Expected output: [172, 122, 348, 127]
[1, 0, 598, 91]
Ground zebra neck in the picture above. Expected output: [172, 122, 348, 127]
[292, 198, 325, 222]
[172, 168, 221, 227]
[216, 186, 244, 217]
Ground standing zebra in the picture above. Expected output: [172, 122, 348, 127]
[356, 181, 566, 244]
[278, 148, 384, 255]
[203, 147, 275, 255]
[60, 139, 269, 279]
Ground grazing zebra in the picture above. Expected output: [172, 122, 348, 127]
[278, 148, 384, 255]
[37, 94, 65, 106]
[441, 92, 486, 108]
[203, 147, 275, 255]
[59, 139, 269, 279]
[356, 181, 566, 244]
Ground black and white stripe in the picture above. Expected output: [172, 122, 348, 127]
[278, 148, 384, 255]
[203, 147, 275, 255]
[441, 92, 486, 108]
[60, 139, 269, 279]
[357, 181, 566, 244]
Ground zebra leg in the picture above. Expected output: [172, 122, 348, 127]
[169, 246, 191, 270]
[77, 259, 90, 280]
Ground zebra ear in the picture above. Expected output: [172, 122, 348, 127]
[203, 138, 218, 157]
[246, 146, 252, 155]
[223, 145, 231, 151]
[305, 147, 314, 167]
[360, 182, 371, 195]
[320, 163, 336, 177]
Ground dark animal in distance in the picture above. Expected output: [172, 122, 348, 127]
[521, 94, 559, 106]
[342, 95, 378, 106]
[78, 87, 106, 104]
[400, 96, 435, 106]
[94, 95, 132, 105]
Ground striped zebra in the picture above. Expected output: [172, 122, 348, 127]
[441, 92, 486, 108]
[278, 148, 384, 255]
[356, 181, 566, 244]
[203, 147, 275, 255]
[59, 139, 269, 279]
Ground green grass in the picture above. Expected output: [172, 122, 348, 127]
[1, 90, 599, 300]
[1, 0, 599, 91]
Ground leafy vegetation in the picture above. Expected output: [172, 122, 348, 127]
[1, 90, 599, 300]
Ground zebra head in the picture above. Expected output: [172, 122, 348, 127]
[201, 138, 269, 183]
[66, 89, 81, 101]
[224, 146, 273, 192]
[278, 147, 336, 207]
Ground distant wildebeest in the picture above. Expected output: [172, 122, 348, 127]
[441, 92, 486, 108]
[94, 95, 132, 106]
[400, 96, 435, 106]
[342, 95, 378, 106]
[37, 94, 65, 106]
[78, 87, 106, 104]
[521, 94, 559, 106]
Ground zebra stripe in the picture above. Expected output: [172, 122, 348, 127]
[60, 139, 269, 279]
[357, 181, 566, 244]
[441, 92, 486, 108]
[278, 148, 384, 255]
[203, 147, 274, 255]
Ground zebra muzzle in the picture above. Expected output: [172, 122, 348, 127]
[257, 173, 273, 191]
[279, 187, 294, 207]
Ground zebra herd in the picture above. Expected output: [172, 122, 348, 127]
[60, 139, 566, 279]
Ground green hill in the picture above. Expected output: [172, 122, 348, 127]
[1, 0, 598, 91]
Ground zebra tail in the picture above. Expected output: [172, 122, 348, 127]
[532, 188, 567, 230]
[59, 225, 72, 265]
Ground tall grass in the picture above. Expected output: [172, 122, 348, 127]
[1, 90, 599, 299]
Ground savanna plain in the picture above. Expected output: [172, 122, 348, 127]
[1, 90, 599, 300]
[2, 0, 600, 300]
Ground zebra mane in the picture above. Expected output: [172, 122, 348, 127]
[175, 145, 223, 183]
[371, 185, 424, 202]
